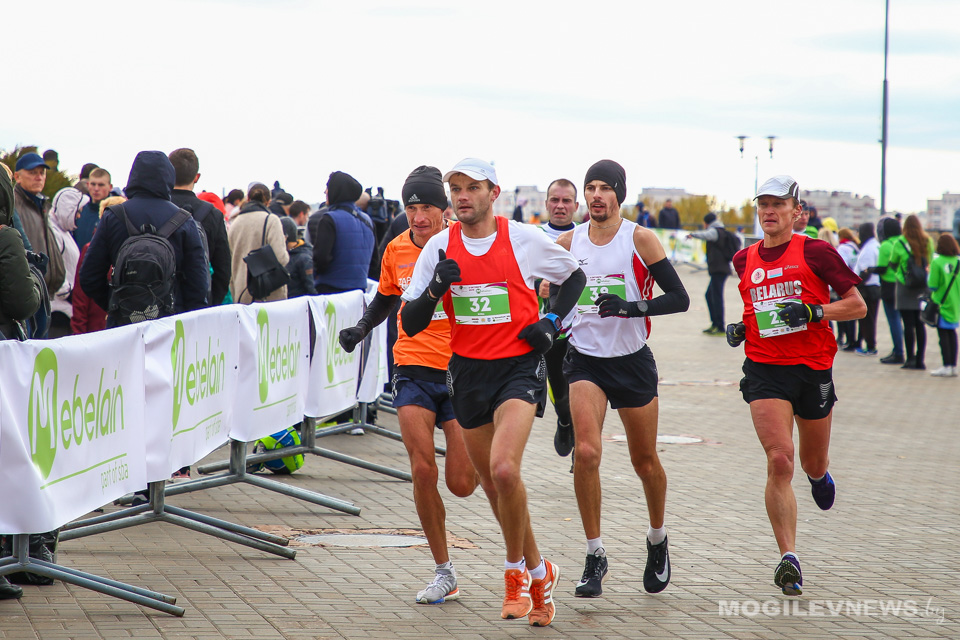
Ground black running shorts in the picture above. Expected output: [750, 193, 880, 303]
[739, 358, 837, 420]
[446, 351, 546, 429]
[563, 344, 659, 409]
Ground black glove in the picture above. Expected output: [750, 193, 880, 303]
[338, 325, 366, 353]
[428, 249, 461, 299]
[776, 302, 824, 328]
[726, 322, 746, 348]
[26, 251, 48, 275]
[517, 317, 557, 355]
[596, 292, 648, 318]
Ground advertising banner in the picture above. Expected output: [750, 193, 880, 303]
[358, 286, 388, 403]
[233, 298, 311, 442]
[143, 306, 240, 482]
[304, 291, 363, 419]
[0, 326, 146, 533]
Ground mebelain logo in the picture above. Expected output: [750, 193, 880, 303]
[171, 319, 227, 429]
[28, 347, 125, 481]
[257, 308, 301, 404]
[324, 301, 356, 383]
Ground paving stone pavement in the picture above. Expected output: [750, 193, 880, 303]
[1, 266, 957, 640]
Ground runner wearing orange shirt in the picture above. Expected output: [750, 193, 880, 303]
[338, 166, 483, 605]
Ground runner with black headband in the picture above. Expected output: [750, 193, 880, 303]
[554, 159, 689, 598]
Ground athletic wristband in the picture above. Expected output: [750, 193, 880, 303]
[544, 312, 561, 331]
[808, 304, 824, 322]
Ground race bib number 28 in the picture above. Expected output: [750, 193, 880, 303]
[450, 282, 511, 324]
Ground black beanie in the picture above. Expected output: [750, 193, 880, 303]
[402, 166, 447, 211]
[584, 159, 627, 206]
[704, 213, 717, 225]
[327, 171, 363, 205]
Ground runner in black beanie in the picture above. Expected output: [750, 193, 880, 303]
[402, 166, 447, 211]
[584, 160, 626, 206]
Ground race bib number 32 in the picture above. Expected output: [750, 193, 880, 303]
[578, 274, 626, 314]
[450, 282, 511, 324]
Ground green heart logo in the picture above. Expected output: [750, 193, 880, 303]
[28, 348, 59, 480]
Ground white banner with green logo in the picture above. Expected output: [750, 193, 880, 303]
[305, 291, 363, 418]
[143, 307, 240, 482]
[358, 285, 388, 403]
[233, 298, 311, 443]
[0, 326, 146, 533]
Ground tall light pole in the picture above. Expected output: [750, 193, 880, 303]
[880, 0, 890, 217]
[737, 135, 777, 236]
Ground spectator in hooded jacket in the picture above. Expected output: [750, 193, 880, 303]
[79, 151, 208, 326]
[852, 222, 881, 355]
[690, 212, 732, 335]
[48, 187, 86, 336]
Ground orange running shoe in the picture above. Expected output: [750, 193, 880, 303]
[500, 568, 532, 619]
[528, 558, 560, 627]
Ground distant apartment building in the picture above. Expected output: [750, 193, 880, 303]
[926, 192, 960, 232]
[493, 185, 548, 222]
[800, 190, 878, 229]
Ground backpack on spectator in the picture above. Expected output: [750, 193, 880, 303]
[242, 213, 290, 301]
[107, 203, 191, 323]
[718, 228, 741, 261]
[899, 239, 929, 290]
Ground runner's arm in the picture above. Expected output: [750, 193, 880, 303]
[357, 291, 401, 334]
[400, 288, 438, 337]
[548, 268, 586, 319]
[821, 285, 866, 322]
[635, 227, 690, 316]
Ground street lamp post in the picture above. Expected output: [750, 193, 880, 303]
[737, 135, 778, 236]
[880, 0, 890, 217]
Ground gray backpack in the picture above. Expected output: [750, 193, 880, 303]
[107, 203, 190, 323]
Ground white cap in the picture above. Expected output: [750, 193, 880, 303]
[443, 158, 498, 185]
[755, 175, 799, 200]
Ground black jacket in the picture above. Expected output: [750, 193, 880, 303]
[285, 241, 317, 298]
[171, 189, 232, 305]
[80, 151, 209, 317]
[0, 170, 41, 334]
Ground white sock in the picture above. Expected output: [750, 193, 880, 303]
[647, 525, 666, 545]
[586, 537, 605, 556]
[505, 558, 524, 571]
[436, 561, 454, 575]
[782, 551, 799, 561]
[809, 473, 825, 483]
[528, 557, 546, 581]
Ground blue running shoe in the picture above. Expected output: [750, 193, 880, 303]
[809, 471, 836, 510]
[774, 554, 803, 596]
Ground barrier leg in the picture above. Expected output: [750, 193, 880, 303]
[0, 534, 183, 617]
[60, 482, 295, 558]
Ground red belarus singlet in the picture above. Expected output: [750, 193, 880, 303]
[739, 234, 836, 370]
[442, 216, 540, 360]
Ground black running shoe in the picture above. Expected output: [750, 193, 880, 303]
[574, 550, 608, 597]
[809, 471, 836, 510]
[643, 536, 670, 593]
[554, 419, 574, 457]
[774, 554, 803, 596]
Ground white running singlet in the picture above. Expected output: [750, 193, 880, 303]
[568, 219, 655, 357]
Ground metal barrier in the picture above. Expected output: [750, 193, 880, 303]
[0, 534, 183, 617]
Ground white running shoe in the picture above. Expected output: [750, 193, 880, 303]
[416, 572, 459, 604]
[931, 366, 953, 377]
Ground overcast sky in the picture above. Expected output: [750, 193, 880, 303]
[5, 0, 959, 215]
